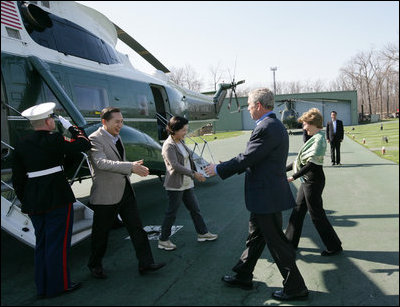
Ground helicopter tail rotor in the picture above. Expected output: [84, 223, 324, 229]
[227, 79, 245, 112]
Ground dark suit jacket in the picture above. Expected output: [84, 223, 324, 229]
[326, 120, 344, 142]
[216, 113, 296, 214]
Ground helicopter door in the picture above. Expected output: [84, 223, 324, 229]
[150, 85, 170, 141]
[1, 75, 11, 161]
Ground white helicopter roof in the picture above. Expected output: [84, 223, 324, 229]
[1, 1, 168, 87]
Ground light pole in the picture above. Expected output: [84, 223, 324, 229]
[270, 66, 277, 94]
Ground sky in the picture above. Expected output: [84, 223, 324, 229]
[77, 1, 399, 91]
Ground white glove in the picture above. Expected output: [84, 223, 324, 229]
[58, 115, 73, 129]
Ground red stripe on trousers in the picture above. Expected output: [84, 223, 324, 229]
[63, 203, 72, 290]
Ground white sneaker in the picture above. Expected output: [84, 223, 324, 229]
[158, 239, 176, 251]
[197, 232, 218, 242]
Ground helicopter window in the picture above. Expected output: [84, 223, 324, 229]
[41, 2, 50, 8]
[72, 85, 108, 115]
[5, 28, 21, 40]
[21, 4, 120, 65]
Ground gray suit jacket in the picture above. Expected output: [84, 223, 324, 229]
[216, 113, 296, 214]
[89, 127, 133, 205]
[162, 135, 196, 190]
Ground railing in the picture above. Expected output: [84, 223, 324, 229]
[155, 112, 215, 164]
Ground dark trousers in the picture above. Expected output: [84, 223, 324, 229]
[88, 180, 154, 269]
[330, 139, 341, 164]
[160, 188, 208, 241]
[232, 212, 307, 294]
[30, 203, 73, 297]
[285, 181, 342, 251]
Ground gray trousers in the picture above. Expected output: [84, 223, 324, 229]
[160, 188, 208, 241]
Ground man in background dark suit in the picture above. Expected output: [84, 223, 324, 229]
[205, 88, 308, 301]
[326, 111, 344, 165]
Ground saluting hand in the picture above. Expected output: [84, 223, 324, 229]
[132, 160, 149, 177]
[58, 115, 73, 129]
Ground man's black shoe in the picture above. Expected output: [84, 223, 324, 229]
[45, 282, 82, 298]
[89, 267, 107, 279]
[65, 282, 82, 293]
[138, 262, 166, 275]
[221, 275, 253, 290]
[321, 246, 343, 256]
[272, 289, 309, 301]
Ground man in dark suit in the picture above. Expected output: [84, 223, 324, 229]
[205, 88, 308, 301]
[326, 111, 344, 165]
[12, 102, 91, 298]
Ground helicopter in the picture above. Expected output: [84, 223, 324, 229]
[1, 1, 244, 247]
[275, 99, 302, 129]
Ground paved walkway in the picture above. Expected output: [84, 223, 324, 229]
[1, 131, 399, 306]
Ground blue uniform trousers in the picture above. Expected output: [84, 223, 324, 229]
[30, 203, 73, 297]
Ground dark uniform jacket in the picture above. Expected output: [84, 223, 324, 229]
[12, 126, 91, 214]
[216, 113, 296, 214]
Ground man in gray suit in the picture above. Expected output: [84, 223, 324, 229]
[205, 88, 308, 301]
[87, 107, 165, 279]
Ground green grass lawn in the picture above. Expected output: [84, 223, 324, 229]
[345, 119, 399, 164]
[185, 131, 246, 144]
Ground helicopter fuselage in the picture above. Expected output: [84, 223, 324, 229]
[1, 1, 229, 176]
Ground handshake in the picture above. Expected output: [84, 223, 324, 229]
[203, 164, 217, 177]
[131, 161, 218, 181]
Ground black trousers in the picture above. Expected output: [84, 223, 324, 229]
[232, 212, 307, 294]
[30, 203, 73, 297]
[330, 139, 341, 164]
[88, 180, 154, 269]
[285, 181, 342, 251]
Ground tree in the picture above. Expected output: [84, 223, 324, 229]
[208, 62, 225, 92]
[169, 65, 203, 92]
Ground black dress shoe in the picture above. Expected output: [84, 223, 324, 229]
[221, 275, 253, 290]
[272, 289, 309, 301]
[65, 282, 82, 293]
[138, 262, 166, 275]
[89, 266, 107, 279]
[321, 247, 343, 256]
[46, 282, 82, 298]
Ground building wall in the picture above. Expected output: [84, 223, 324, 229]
[215, 90, 358, 131]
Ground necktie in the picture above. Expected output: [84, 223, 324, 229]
[115, 138, 124, 160]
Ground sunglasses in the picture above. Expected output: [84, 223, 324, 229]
[49, 113, 58, 119]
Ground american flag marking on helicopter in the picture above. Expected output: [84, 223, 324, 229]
[1, 1, 22, 30]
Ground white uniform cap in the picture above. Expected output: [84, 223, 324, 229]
[21, 102, 56, 121]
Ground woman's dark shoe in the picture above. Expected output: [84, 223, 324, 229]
[138, 262, 166, 275]
[321, 247, 343, 256]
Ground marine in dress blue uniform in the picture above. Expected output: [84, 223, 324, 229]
[11, 102, 91, 298]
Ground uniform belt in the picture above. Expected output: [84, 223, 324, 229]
[27, 166, 64, 178]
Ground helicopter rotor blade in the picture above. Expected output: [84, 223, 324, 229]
[232, 87, 241, 113]
[113, 23, 170, 73]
